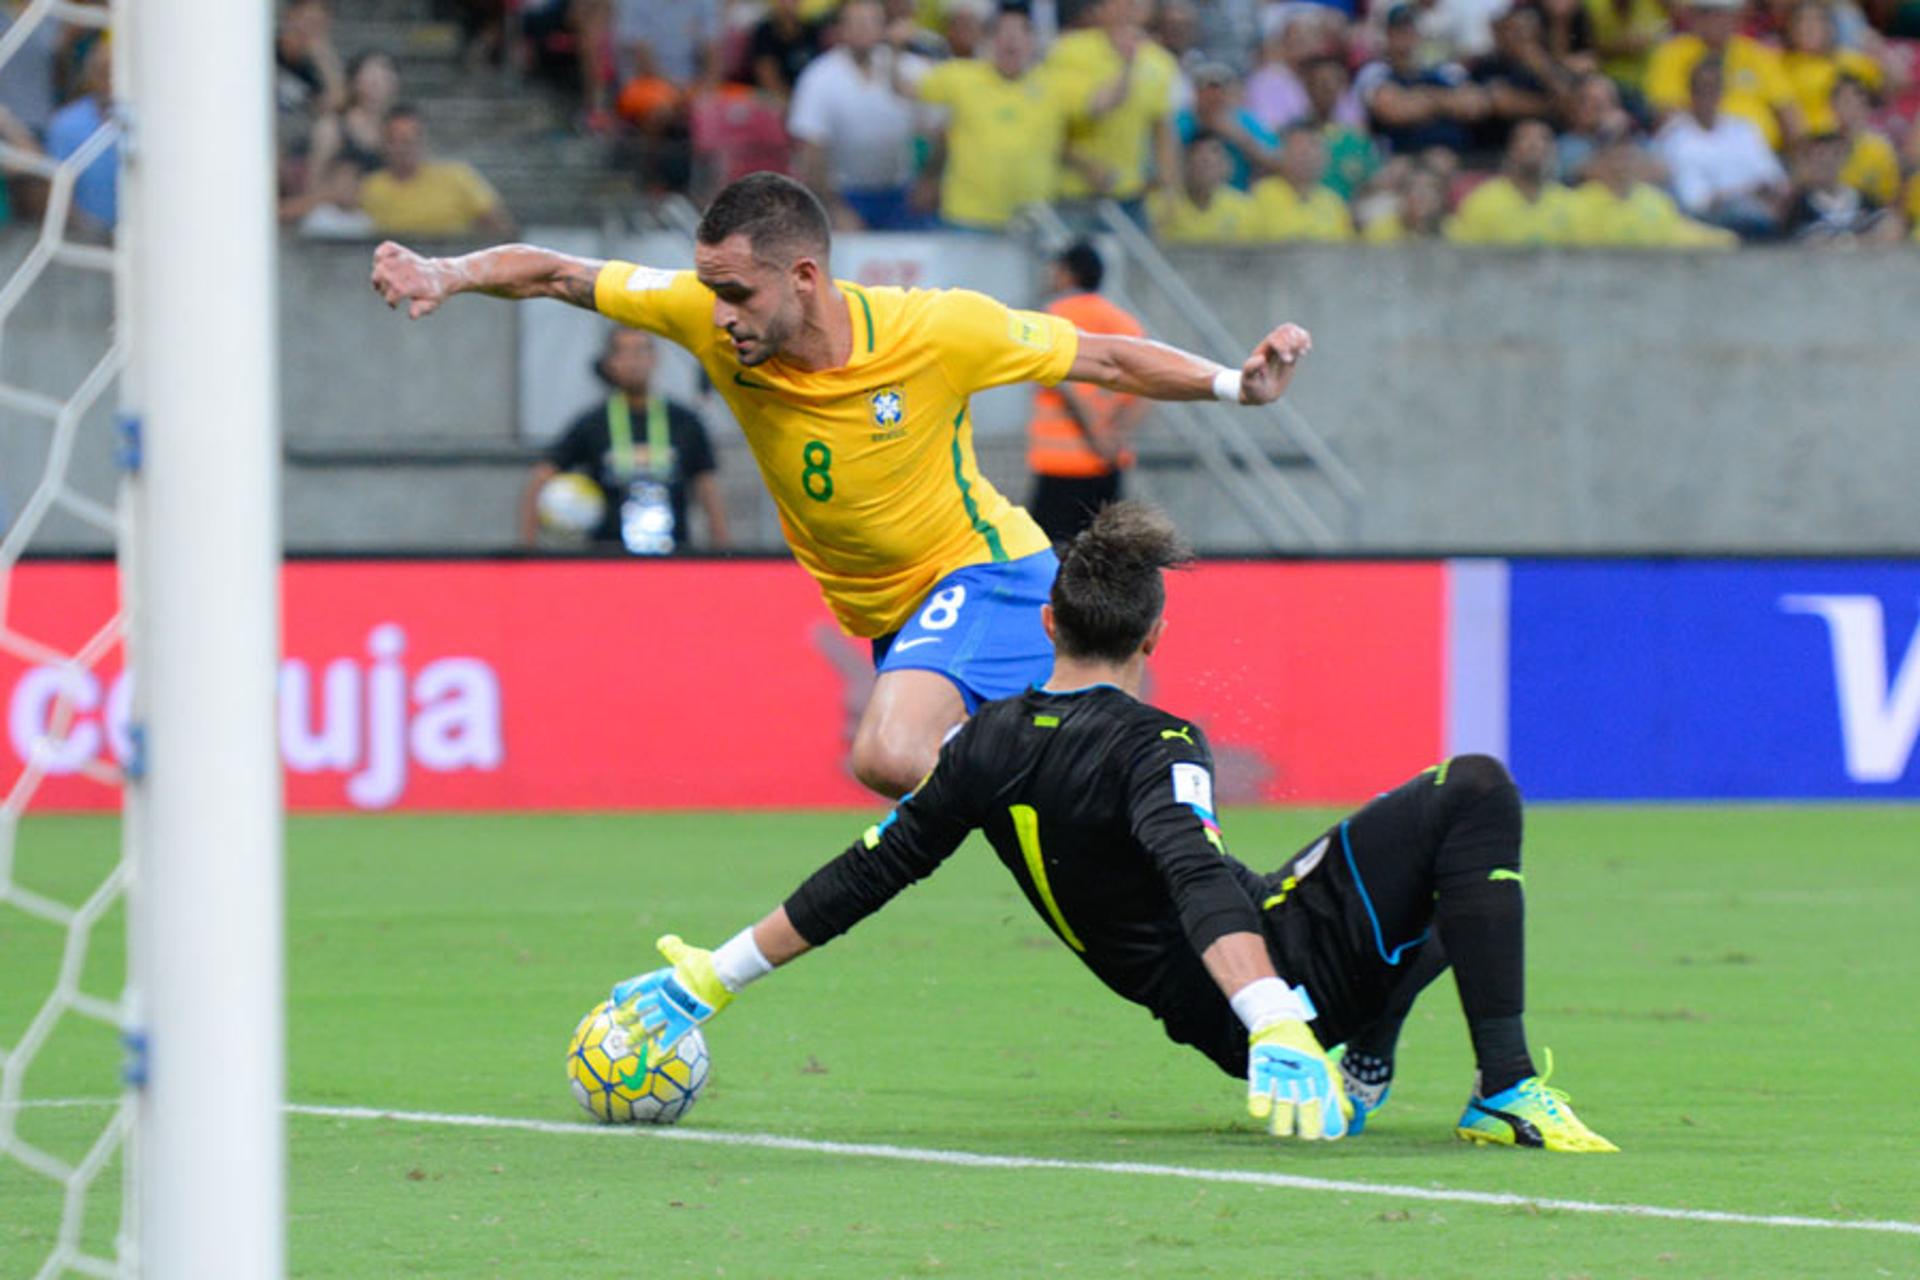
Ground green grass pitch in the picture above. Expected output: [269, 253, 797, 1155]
[3, 805, 1918, 1278]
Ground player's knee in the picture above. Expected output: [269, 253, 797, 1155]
[849, 731, 927, 800]
[1445, 754, 1517, 805]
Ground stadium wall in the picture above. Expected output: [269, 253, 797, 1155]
[6, 233, 1920, 555]
[9, 557, 1919, 813]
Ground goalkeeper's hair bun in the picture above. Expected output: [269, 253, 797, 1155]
[1051, 502, 1191, 663]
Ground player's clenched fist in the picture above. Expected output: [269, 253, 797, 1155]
[1237, 323, 1313, 405]
[370, 241, 452, 320]
[1247, 1019, 1351, 1141]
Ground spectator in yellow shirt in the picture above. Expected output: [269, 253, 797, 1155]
[359, 106, 514, 238]
[1568, 125, 1737, 245]
[1445, 118, 1578, 244]
[1361, 159, 1451, 241]
[910, 8, 1073, 230]
[1150, 133, 1261, 242]
[1250, 126, 1355, 241]
[1583, 0, 1673, 91]
[1831, 76, 1899, 206]
[1645, 0, 1800, 150]
[1044, 0, 1182, 221]
[1781, 1, 1883, 134]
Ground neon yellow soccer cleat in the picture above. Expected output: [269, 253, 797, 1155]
[1456, 1056, 1618, 1153]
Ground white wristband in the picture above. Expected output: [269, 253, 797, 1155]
[1229, 977, 1317, 1033]
[710, 927, 774, 994]
[1211, 367, 1243, 404]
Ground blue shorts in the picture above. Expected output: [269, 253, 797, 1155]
[871, 550, 1058, 713]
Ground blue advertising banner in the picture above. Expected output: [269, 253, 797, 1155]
[1506, 561, 1920, 800]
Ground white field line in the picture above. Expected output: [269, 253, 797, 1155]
[282, 1102, 1920, 1239]
[15, 1097, 1917, 1238]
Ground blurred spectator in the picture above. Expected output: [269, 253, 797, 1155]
[45, 39, 113, 235]
[1780, 1, 1882, 134]
[0, 104, 39, 229]
[909, 7, 1072, 230]
[1177, 61, 1279, 188]
[284, 156, 377, 239]
[309, 52, 401, 184]
[689, 85, 793, 200]
[614, 0, 721, 91]
[1246, 9, 1361, 132]
[0, 2, 70, 139]
[1534, 0, 1601, 74]
[883, 0, 951, 59]
[1302, 57, 1382, 198]
[520, 0, 617, 129]
[1155, 0, 1207, 111]
[1359, 157, 1453, 237]
[1044, 0, 1182, 219]
[942, 0, 994, 60]
[523, 328, 730, 554]
[1567, 123, 1736, 242]
[359, 106, 514, 237]
[1149, 131, 1261, 239]
[1905, 170, 1920, 239]
[1401, 0, 1515, 62]
[1444, 117, 1577, 240]
[1644, 0, 1799, 150]
[1025, 242, 1148, 544]
[749, 0, 826, 99]
[1251, 125, 1356, 238]
[1583, 0, 1673, 91]
[1357, 3, 1490, 155]
[276, 0, 347, 124]
[1556, 70, 1633, 179]
[446, 0, 511, 70]
[1193, 0, 1261, 73]
[1470, 5, 1574, 156]
[789, 0, 928, 228]
[1832, 75, 1898, 204]
[1779, 129, 1902, 239]
[1654, 58, 1787, 237]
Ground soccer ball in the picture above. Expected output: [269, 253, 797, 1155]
[537, 472, 606, 534]
[565, 1000, 709, 1125]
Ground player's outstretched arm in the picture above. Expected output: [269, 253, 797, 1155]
[369, 240, 607, 320]
[608, 908, 811, 1049]
[1064, 324, 1312, 407]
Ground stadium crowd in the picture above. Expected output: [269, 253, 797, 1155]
[267, 0, 1920, 246]
[0, 0, 1916, 243]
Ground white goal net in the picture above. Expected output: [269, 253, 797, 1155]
[1, 1, 283, 1276]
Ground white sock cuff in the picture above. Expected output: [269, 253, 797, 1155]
[710, 927, 774, 994]
[1229, 977, 1316, 1033]
[1211, 367, 1244, 404]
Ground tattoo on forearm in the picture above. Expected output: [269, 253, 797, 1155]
[555, 262, 598, 309]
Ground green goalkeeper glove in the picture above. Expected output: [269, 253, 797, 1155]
[609, 935, 733, 1050]
[1247, 1019, 1352, 1141]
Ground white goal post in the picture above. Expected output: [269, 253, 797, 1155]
[121, 0, 285, 1275]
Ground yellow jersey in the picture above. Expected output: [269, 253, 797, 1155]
[594, 262, 1074, 637]
[1566, 181, 1736, 247]
[1783, 48, 1881, 135]
[1044, 30, 1178, 200]
[1583, 0, 1672, 88]
[360, 161, 501, 236]
[1645, 34, 1794, 149]
[916, 60, 1076, 229]
[1444, 177, 1578, 245]
[1148, 185, 1260, 243]
[1841, 128, 1900, 207]
[1250, 179, 1355, 242]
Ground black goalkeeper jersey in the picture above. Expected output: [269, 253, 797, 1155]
[785, 685, 1272, 1065]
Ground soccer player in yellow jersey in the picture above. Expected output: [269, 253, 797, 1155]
[370, 173, 1312, 797]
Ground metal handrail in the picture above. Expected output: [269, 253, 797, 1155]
[1094, 201, 1365, 512]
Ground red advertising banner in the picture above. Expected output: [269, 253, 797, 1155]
[3, 559, 1444, 813]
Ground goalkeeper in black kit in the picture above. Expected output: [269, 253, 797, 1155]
[612, 504, 1615, 1152]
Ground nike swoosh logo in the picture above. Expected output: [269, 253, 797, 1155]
[894, 636, 941, 652]
[733, 372, 775, 390]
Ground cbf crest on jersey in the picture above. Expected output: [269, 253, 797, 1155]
[869, 386, 906, 428]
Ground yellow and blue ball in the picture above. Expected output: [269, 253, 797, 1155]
[565, 1000, 709, 1125]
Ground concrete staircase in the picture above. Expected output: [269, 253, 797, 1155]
[327, 0, 643, 226]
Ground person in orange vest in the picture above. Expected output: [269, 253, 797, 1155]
[1025, 241, 1151, 544]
